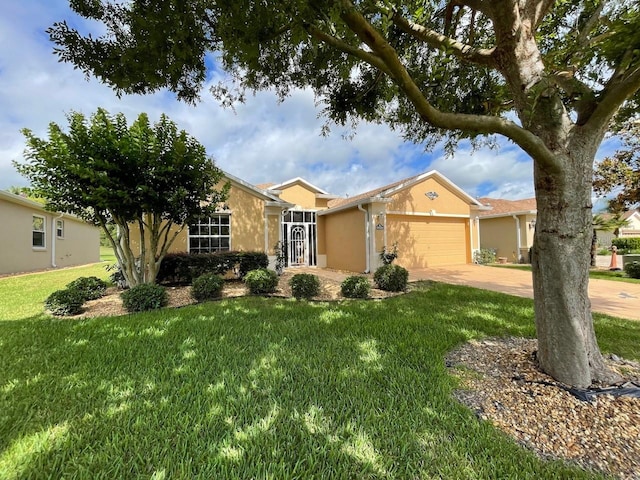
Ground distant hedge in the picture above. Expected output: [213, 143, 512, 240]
[611, 237, 640, 254]
[157, 251, 268, 284]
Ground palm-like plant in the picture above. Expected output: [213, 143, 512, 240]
[591, 213, 629, 267]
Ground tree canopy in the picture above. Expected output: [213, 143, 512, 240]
[47, 1, 640, 387]
[593, 122, 640, 212]
[16, 108, 228, 286]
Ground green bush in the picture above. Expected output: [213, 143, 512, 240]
[121, 283, 168, 313]
[244, 268, 279, 294]
[624, 261, 640, 279]
[474, 248, 497, 265]
[44, 288, 85, 316]
[341, 275, 371, 298]
[374, 264, 409, 292]
[612, 237, 640, 254]
[191, 273, 225, 302]
[157, 251, 269, 284]
[289, 273, 320, 300]
[66, 276, 108, 300]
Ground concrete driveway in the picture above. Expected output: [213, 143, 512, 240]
[409, 265, 640, 321]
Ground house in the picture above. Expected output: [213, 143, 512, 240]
[596, 209, 640, 247]
[151, 170, 484, 273]
[477, 197, 537, 263]
[0, 190, 100, 275]
[266, 170, 485, 272]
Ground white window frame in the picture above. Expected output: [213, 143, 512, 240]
[56, 219, 65, 239]
[188, 214, 231, 254]
[32, 215, 46, 249]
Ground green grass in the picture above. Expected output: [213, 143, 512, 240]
[2, 279, 637, 479]
[491, 263, 640, 283]
[0, 263, 113, 321]
[100, 246, 116, 263]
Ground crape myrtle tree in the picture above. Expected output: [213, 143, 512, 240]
[16, 108, 228, 287]
[48, 1, 640, 387]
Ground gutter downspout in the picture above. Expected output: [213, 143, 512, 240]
[512, 214, 521, 263]
[476, 216, 480, 252]
[51, 213, 64, 268]
[358, 204, 371, 273]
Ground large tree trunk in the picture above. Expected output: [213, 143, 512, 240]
[532, 137, 620, 388]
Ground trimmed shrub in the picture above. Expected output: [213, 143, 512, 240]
[341, 275, 371, 299]
[624, 261, 640, 279]
[191, 273, 225, 302]
[612, 237, 640, 254]
[45, 288, 85, 316]
[474, 248, 497, 265]
[66, 276, 107, 300]
[121, 283, 168, 313]
[374, 264, 409, 292]
[157, 251, 269, 284]
[289, 273, 320, 300]
[244, 268, 279, 294]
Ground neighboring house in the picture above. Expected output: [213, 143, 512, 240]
[596, 210, 640, 247]
[477, 197, 537, 263]
[144, 170, 485, 273]
[0, 190, 100, 275]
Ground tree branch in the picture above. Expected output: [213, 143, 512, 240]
[305, 24, 392, 76]
[587, 65, 640, 132]
[390, 11, 497, 68]
[523, 0, 556, 29]
[337, 0, 561, 173]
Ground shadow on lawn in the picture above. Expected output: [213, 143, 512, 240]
[0, 286, 603, 479]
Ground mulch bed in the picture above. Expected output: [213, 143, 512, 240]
[447, 337, 640, 479]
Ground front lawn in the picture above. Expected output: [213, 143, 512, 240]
[1, 279, 638, 478]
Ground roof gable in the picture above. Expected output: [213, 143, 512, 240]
[327, 170, 482, 211]
[267, 177, 331, 195]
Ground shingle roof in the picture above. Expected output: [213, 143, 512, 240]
[596, 209, 640, 221]
[326, 173, 424, 209]
[477, 197, 537, 217]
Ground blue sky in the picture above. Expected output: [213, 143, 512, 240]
[0, 0, 622, 205]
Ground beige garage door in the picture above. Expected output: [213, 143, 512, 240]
[388, 215, 469, 268]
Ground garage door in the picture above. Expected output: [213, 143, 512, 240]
[387, 215, 468, 268]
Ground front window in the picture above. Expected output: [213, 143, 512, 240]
[56, 219, 64, 239]
[188, 214, 231, 254]
[32, 215, 45, 248]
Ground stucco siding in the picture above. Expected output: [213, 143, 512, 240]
[324, 208, 366, 272]
[229, 187, 265, 251]
[387, 177, 470, 216]
[480, 216, 519, 260]
[0, 198, 99, 275]
[278, 183, 318, 210]
[387, 215, 468, 268]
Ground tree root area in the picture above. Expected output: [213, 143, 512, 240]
[447, 337, 640, 479]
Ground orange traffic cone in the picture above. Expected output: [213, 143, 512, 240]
[609, 246, 620, 270]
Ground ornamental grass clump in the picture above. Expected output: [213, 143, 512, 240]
[244, 268, 279, 294]
[289, 273, 320, 300]
[121, 283, 168, 313]
[341, 275, 371, 298]
[44, 288, 85, 316]
[66, 276, 108, 301]
[191, 273, 225, 302]
[374, 264, 409, 292]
